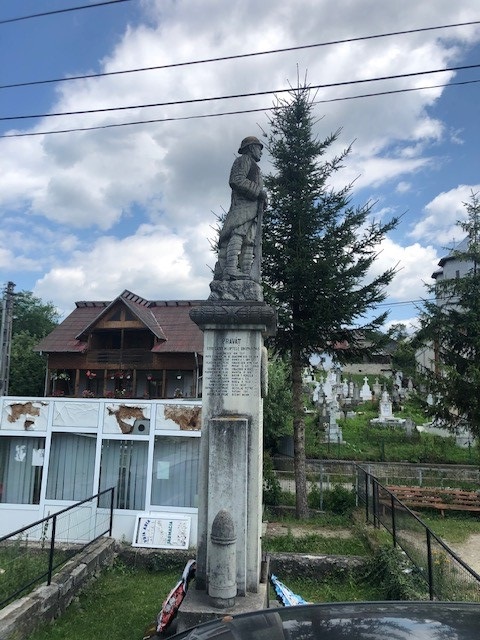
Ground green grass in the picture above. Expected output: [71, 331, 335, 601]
[27, 514, 480, 639]
[264, 512, 354, 529]
[263, 532, 368, 556]
[26, 561, 179, 640]
[0, 545, 71, 607]
[25, 553, 379, 640]
[270, 574, 383, 604]
[304, 398, 480, 464]
[421, 512, 480, 543]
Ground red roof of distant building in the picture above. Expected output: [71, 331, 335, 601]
[35, 290, 204, 355]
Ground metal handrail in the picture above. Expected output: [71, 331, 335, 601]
[0, 487, 114, 608]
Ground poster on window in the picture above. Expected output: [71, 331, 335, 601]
[133, 513, 191, 549]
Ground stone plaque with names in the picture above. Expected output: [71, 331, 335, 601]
[204, 334, 261, 398]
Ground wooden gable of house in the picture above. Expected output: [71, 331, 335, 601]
[83, 299, 161, 361]
[35, 291, 204, 399]
[95, 302, 144, 329]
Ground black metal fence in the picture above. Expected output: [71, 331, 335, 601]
[356, 465, 480, 601]
[0, 487, 114, 609]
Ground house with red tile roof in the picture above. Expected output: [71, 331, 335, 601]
[35, 290, 204, 399]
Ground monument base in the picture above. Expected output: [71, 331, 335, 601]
[175, 584, 269, 634]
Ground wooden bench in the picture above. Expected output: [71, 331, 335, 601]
[385, 485, 480, 517]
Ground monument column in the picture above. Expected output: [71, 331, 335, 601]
[177, 135, 276, 630]
[190, 301, 276, 594]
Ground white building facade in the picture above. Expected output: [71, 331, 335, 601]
[0, 396, 201, 546]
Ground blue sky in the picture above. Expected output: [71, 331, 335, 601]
[1, 1, 480, 331]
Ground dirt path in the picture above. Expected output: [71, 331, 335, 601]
[447, 533, 480, 574]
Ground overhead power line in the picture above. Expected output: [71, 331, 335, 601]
[0, 0, 132, 25]
[2, 76, 479, 139]
[2, 62, 479, 123]
[377, 299, 430, 307]
[1, 18, 479, 91]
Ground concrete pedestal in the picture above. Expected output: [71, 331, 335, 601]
[175, 582, 269, 633]
[188, 300, 276, 613]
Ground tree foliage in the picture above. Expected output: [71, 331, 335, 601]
[9, 291, 59, 396]
[416, 192, 480, 437]
[263, 354, 293, 452]
[262, 87, 398, 517]
[387, 323, 417, 379]
[12, 291, 59, 337]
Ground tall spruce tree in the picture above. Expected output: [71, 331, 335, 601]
[262, 87, 398, 517]
[416, 192, 480, 437]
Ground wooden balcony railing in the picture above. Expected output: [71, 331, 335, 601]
[87, 349, 153, 365]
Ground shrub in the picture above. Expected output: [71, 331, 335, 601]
[362, 546, 426, 600]
[263, 454, 282, 506]
[321, 485, 356, 516]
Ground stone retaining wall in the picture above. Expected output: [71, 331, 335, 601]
[269, 553, 365, 579]
[0, 537, 116, 640]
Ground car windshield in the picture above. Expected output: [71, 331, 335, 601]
[171, 602, 480, 640]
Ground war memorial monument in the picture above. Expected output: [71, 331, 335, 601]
[179, 135, 277, 628]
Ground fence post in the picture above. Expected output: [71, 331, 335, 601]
[426, 528, 434, 601]
[372, 479, 379, 529]
[391, 493, 397, 548]
[109, 487, 115, 536]
[364, 469, 369, 523]
[47, 514, 57, 586]
[319, 462, 324, 512]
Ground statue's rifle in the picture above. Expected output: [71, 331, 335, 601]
[251, 197, 264, 284]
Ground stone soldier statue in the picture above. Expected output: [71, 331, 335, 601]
[210, 136, 267, 300]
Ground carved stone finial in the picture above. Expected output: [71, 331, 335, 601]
[209, 509, 237, 608]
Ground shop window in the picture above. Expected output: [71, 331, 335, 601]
[151, 436, 199, 508]
[98, 439, 148, 510]
[0, 436, 45, 504]
[46, 433, 96, 501]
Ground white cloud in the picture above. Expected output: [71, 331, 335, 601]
[1, 0, 480, 313]
[396, 181, 411, 194]
[370, 237, 440, 300]
[34, 223, 212, 316]
[410, 184, 480, 244]
[384, 316, 420, 335]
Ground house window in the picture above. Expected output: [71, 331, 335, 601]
[46, 433, 96, 501]
[151, 436, 199, 508]
[0, 436, 45, 504]
[98, 440, 148, 510]
[165, 370, 194, 398]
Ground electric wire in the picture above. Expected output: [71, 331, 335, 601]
[1, 76, 478, 139]
[377, 299, 432, 307]
[0, 10, 473, 314]
[2, 61, 479, 123]
[0, 18, 479, 90]
[0, 0, 132, 25]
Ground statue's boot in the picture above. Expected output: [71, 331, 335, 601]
[224, 234, 243, 278]
[240, 244, 254, 277]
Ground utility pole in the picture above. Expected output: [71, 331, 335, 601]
[0, 281, 15, 396]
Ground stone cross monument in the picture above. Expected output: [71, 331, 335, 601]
[183, 136, 276, 628]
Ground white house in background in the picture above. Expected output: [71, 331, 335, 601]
[416, 237, 471, 375]
[431, 237, 471, 289]
[415, 238, 477, 447]
[0, 396, 201, 546]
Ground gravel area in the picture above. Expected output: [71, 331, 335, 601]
[448, 534, 480, 574]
